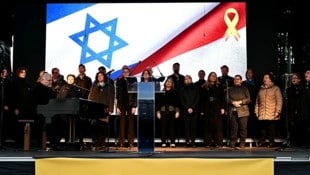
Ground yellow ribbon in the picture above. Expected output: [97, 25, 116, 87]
[224, 8, 240, 41]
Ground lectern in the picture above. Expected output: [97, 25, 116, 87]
[137, 82, 155, 153]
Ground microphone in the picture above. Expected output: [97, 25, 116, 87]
[73, 83, 90, 91]
[106, 69, 115, 75]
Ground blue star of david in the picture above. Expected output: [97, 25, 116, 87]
[69, 14, 128, 68]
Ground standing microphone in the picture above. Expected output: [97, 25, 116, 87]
[106, 69, 115, 75]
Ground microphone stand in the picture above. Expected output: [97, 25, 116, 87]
[283, 75, 290, 148]
[100, 72, 115, 153]
[153, 63, 165, 80]
[154, 64, 164, 78]
[277, 74, 295, 152]
[225, 79, 230, 147]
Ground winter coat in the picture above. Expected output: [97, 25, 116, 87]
[255, 82, 283, 120]
[227, 85, 251, 118]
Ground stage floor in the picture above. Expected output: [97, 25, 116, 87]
[0, 145, 309, 162]
[1, 144, 310, 175]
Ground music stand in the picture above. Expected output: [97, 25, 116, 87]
[74, 85, 89, 99]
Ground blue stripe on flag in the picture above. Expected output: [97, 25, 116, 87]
[46, 3, 95, 24]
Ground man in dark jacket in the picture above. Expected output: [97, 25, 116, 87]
[116, 66, 137, 148]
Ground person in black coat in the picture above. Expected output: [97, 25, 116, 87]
[167, 62, 185, 92]
[217, 65, 234, 140]
[10, 67, 36, 148]
[32, 72, 54, 148]
[194, 70, 207, 140]
[179, 75, 200, 147]
[33, 72, 54, 106]
[201, 72, 225, 148]
[0, 67, 13, 143]
[242, 68, 260, 140]
[75, 64, 92, 99]
[285, 73, 303, 146]
[167, 62, 185, 140]
[300, 70, 310, 147]
[88, 72, 115, 150]
[11, 68, 53, 148]
[116, 66, 137, 148]
[156, 78, 180, 148]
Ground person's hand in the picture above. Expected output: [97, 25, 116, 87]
[99, 117, 108, 123]
[14, 109, 19, 116]
[232, 100, 242, 107]
[131, 107, 136, 115]
[220, 109, 225, 115]
[3, 105, 9, 111]
[175, 112, 180, 118]
[275, 112, 281, 118]
[156, 112, 161, 119]
[116, 107, 121, 114]
[188, 108, 193, 114]
[232, 101, 237, 106]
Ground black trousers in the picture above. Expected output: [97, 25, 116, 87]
[230, 111, 248, 143]
[160, 112, 176, 144]
[204, 114, 223, 146]
[183, 112, 197, 144]
[92, 119, 108, 147]
[258, 120, 278, 143]
[48, 114, 68, 147]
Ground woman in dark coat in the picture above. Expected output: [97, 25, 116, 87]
[201, 72, 225, 148]
[88, 72, 115, 150]
[179, 75, 200, 147]
[156, 77, 180, 148]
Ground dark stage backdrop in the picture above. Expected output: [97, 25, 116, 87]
[13, 3, 46, 82]
[13, 1, 304, 83]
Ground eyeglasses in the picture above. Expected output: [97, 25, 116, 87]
[52, 72, 59, 74]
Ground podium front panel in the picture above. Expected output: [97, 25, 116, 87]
[137, 82, 155, 153]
